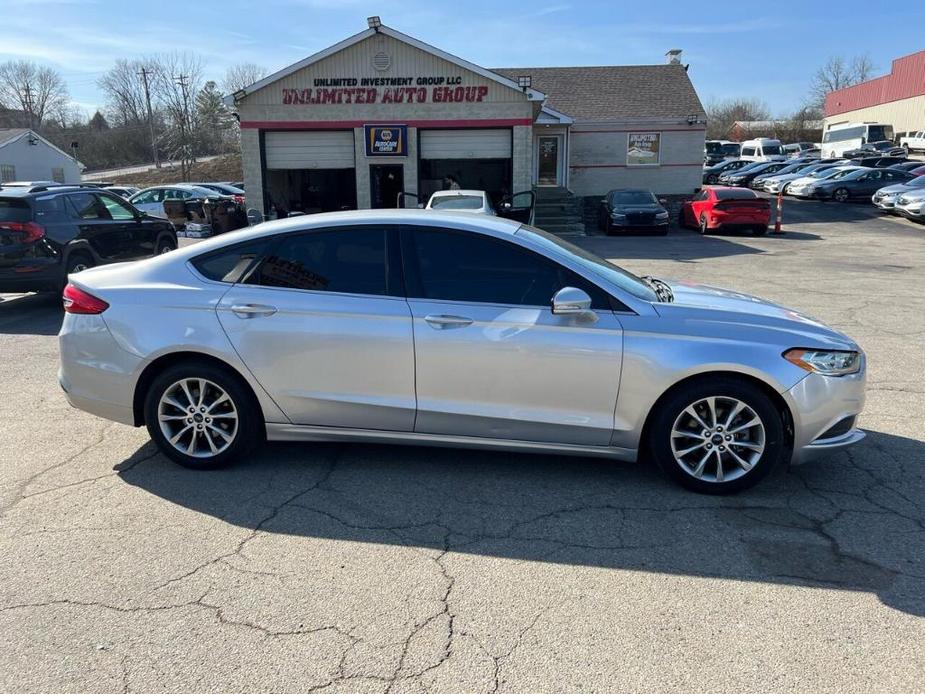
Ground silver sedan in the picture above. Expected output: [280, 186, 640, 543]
[58, 210, 866, 493]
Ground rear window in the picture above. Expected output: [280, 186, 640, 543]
[0, 198, 30, 222]
[429, 195, 483, 210]
[191, 239, 269, 283]
[715, 189, 758, 201]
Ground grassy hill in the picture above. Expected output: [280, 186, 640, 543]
[109, 153, 243, 187]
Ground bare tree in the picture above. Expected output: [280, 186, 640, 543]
[147, 53, 204, 180]
[808, 54, 875, 109]
[705, 97, 770, 139]
[0, 60, 70, 129]
[98, 59, 149, 126]
[222, 62, 268, 95]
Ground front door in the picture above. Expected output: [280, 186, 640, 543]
[401, 226, 623, 446]
[370, 165, 404, 209]
[537, 135, 563, 186]
[216, 225, 415, 430]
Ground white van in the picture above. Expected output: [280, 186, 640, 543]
[739, 138, 786, 162]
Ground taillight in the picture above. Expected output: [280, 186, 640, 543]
[62, 283, 109, 314]
[233, 195, 245, 205]
[0, 221, 45, 243]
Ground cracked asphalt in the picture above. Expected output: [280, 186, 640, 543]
[1, 198, 923, 693]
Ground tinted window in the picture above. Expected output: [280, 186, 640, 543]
[406, 228, 613, 309]
[741, 147, 756, 156]
[429, 195, 483, 210]
[248, 227, 388, 295]
[192, 239, 270, 283]
[715, 189, 758, 201]
[0, 197, 30, 222]
[762, 145, 782, 155]
[33, 195, 70, 223]
[99, 193, 136, 220]
[611, 191, 657, 205]
[66, 193, 106, 220]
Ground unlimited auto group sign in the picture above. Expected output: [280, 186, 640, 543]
[282, 75, 489, 105]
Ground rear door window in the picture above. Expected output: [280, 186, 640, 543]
[191, 239, 270, 283]
[33, 195, 70, 223]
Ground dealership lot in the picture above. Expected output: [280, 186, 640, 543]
[1, 200, 923, 693]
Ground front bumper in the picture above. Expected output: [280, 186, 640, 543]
[784, 364, 867, 465]
[872, 195, 896, 210]
[896, 205, 925, 220]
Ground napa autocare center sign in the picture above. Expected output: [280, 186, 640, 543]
[365, 125, 407, 156]
[627, 132, 660, 165]
[282, 76, 490, 105]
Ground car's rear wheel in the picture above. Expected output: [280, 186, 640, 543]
[834, 187, 850, 203]
[65, 252, 93, 275]
[706, 174, 718, 184]
[144, 361, 261, 469]
[156, 235, 177, 254]
[648, 377, 785, 494]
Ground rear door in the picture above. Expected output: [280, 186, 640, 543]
[97, 192, 155, 258]
[64, 192, 125, 261]
[216, 225, 415, 430]
[401, 225, 623, 446]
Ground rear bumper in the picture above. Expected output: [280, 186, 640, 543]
[58, 313, 142, 426]
[0, 263, 62, 293]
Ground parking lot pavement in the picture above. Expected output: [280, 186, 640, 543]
[1, 200, 924, 694]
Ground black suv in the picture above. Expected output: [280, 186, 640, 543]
[0, 183, 176, 293]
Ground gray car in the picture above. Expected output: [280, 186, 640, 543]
[58, 210, 866, 494]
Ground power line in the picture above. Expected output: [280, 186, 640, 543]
[138, 66, 160, 169]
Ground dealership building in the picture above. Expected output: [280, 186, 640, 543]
[824, 50, 925, 136]
[227, 19, 706, 218]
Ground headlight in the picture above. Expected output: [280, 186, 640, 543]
[655, 211, 668, 219]
[784, 349, 861, 376]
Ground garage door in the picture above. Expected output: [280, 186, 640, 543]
[264, 131, 355, 169]
[419, 129, 511, 159]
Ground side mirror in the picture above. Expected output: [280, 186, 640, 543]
[501, 201, 512, 210]
[658, 198, 667, 205]
[246, 208, 264, 225]
[551, 287, 592, 315]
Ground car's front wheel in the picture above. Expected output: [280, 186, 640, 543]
[156, 235, 177, 254]
[144, 361, 262, 469]
[648, 377, 785, 494]
[833, 187, 850, 203]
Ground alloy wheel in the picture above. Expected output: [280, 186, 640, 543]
[670, 396, 766, 483]
[834, 188, 849, 203]
[157, 378, 238, 458]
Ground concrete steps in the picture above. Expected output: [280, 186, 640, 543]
[532, 187, 586, 236]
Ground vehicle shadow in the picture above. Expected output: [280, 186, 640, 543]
[117, 430, 925, 616]
[0, 292, 63, 336]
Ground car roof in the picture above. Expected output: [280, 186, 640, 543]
[429, 189, 485, 197]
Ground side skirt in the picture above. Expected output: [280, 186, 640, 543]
[265, 424, 637, 461]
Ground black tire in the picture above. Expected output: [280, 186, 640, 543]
[706, 174, 718, 184]
[156, 234, 177, 254]
[752, 226, 767, 236]
[143, 360, 262, 470]
[65, 251, 94, 276]
[647, 376, 785, 494]
[834, 187, 850, 203]
[699, 213, 710, 235]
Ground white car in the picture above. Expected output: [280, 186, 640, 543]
[786, 166, 862, 198]
[128, 185, 224, 219]
[895, 189, 925, 221]
[425, 190, 495, 215]
[899, 130, 925, 153]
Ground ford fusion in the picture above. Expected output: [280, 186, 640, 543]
[58, 211, 866, 494]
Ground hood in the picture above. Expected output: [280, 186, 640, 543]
[613, 203, 664, 213]
[875, 183, 914, 196]
[654, 280, 858, 350]
[897, 188, 925, 202]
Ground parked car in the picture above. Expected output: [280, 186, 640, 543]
[58, 209, 867, 494]
[786, 166, 863, 198]
[783, 142, 818, 158]
[808, 168, 915, 202]
[128, 184, 248, 234]
[739, 138, 786, 162]
[103, 186, 139, 199]
[0, 183, 176, 293]
[189, 182, 246, 205]
[761, 160, 845, 194]
[129, 185, 225, 219]
[886, 161, 925, 174]
[753, 160, 818, 191]
[849, 155, 909, 168]
[598, 189, 669, 234]
[716, 160, 773, 185]
[872, 175, 925, 212]
[704, 140, 741, 166]
[680, 187, 771, 236]
[425, 190, 495, 214]
[908, 165, 925, 177]
[720, 161, 789, 187]
[843, 140, 906, 159]
[894, 190, 925, 221]
[899, 130, 925, 153]
[702, 159, 751, 185]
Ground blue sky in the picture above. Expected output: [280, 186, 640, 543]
[3, 0, 924, 117]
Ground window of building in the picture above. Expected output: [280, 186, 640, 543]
[0, 164, 15, 183]
[246, 227, 389, 296]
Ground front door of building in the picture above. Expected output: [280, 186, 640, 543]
[370, 165, 404, 209]
[537, 135, 563, 186]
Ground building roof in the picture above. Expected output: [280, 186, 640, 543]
[493, 65, 705, 122]
[825, 50, 925, 117]
[0, 128, 84, 168]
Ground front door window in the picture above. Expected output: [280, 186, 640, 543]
[537, 136, 560, 186]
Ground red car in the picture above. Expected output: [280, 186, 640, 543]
[681, 186, 771, 236]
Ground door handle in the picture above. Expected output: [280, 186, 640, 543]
[424, 314, 473, 329]
[230, 303, 277, 318]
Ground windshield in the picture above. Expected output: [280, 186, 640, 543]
[516, 224, 658, 303]
[867, 125, 894, 142]
[762, 144, 782, 155]
[721, 144, 739, 155]
[811, 167, 846, 179]
[705, 142, 722, 154]
[906, 177, 925, 188]
[826, 168, 857, 180]
[429, 195, 483, 210]
[837, 169, 868, 180]
[611, 191, 657, 205]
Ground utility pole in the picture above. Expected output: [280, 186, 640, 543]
[22, 84, 35, 130]
[138, 67, 160, 169]
[175, 74, 191, 180]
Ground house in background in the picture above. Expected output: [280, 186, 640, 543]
[0, 129, 84, 184]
